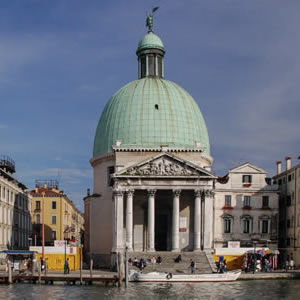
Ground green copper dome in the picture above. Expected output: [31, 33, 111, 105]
[93, 20, 210, 158]
[93, 78, 210, 157]
[137, 32, 165, 52]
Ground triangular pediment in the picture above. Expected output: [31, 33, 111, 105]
[114, 153, 216, 178]
[230, 162, 266, 174]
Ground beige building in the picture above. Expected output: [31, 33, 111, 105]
[30, 180, 84, 247]
[214, 163, 279, 250]
[0, 156, 32, 260]
[273, 157, 300, 265]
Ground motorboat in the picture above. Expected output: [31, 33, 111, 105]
[129, 270, 241, 283]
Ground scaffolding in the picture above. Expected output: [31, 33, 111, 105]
[0, 155, 16, 174]
[35, 179, 59, 190]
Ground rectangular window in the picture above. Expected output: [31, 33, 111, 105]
[287, 195, 291, 206]
[52, 201, 57, 209]
[242, 175, 252, 184]
[288, 175, 292, 182]
[225, 195, 232, 207]
[244, 196, 251, 207]
[278, 179, 282, 185]
[262, 220, 269, 233]
[107, 166, 115, 186]
[36, 214, 40, 224]
[36, 201, 41, 210]
[283, 177, 286, 184]
[287, 237, 291, 247]
[52, 215, 57, 225]
[262, 196, 269, 208]
[51, 230, 56, 240]
[243, 219, 250, 233]
[287, 219, 291, 228]
[224, 219, 231, 233]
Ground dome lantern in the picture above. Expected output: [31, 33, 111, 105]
[136, 12, 165, 79]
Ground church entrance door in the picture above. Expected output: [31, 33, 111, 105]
[155, 214, 168, 251]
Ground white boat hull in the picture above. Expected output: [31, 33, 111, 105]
[129, 270, 241, 283]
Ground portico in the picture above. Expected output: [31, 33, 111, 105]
[111, 153, 216, 253]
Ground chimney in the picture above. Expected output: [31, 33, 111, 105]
[285, 156, 292, 171]
[276, 161, 282, 175]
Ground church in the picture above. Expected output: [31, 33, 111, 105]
[84, 15, 279, 268]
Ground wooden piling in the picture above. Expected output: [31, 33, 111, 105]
[80, 260, 83, 285]
[8, 260, 12, 284]
[38, 263, 41, 284]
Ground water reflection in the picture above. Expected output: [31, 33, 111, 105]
[0, 280, 300, 299]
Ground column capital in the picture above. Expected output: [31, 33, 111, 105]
[113, 190, 124, 197]
[126, 189, 135, 196]
[194, 189, 202, 198]
[204, 189, 214, 197]
[147, 189, 157, 196]
[172, 189, 181, 197]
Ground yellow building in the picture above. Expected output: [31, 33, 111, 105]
[30, 180, 84, 247]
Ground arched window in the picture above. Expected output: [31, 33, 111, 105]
[223, 214, 233, 233]
[241, 215, 252, 234]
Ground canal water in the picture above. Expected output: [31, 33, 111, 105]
[1, 280, 300, 299]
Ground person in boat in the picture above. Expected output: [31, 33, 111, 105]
[133, 257, 138, 267]
[174, 255, 182, 263]
[190, 259, 195, 274]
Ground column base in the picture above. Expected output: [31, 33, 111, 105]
[147, 248, 156, 252]
[193, 248, 202, 252]
[171, 249, 180, 253]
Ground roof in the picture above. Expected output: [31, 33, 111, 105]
[30, 187, 62, 197]
[93, 78, 210, 157]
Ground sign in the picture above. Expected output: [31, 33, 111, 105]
[228, 241, 240, 249]
[54, 240, 66, 248]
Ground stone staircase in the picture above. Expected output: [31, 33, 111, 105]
[128, 251, 216, 274]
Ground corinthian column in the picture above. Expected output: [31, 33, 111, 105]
[172, 189, 181, 252]
[112, 190, 124, 252]
[203, 190, 214, 250]
[194, 190, 202, 251]
[126, 189, 134, 251]
[147, 189, 156, 251]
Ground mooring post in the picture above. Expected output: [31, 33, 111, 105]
[38, 262, 41, 284]
[90, 258, 93, 278]
[8, 260, 12, 284]
[80, 260, 83, 285]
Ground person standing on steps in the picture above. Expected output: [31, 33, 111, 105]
[190, 259, 195, 274]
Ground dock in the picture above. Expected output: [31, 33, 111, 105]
[0, 270, 119, 286]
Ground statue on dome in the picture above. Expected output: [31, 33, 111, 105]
[146, 7, 159, 33]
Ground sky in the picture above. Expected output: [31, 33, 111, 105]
[1, 0, 300, 211]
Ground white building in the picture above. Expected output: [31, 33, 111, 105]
[86, 16, 216, 268]
[0, 156, 32, 260]
[214, 163, 279, 250]
[273, 156, 300, 265]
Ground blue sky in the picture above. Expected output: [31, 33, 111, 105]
[1, 0, 299, 211]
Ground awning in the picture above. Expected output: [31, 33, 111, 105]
[3, 250, 37, 256]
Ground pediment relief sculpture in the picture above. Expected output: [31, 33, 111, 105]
[124, 157, 200, 177]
